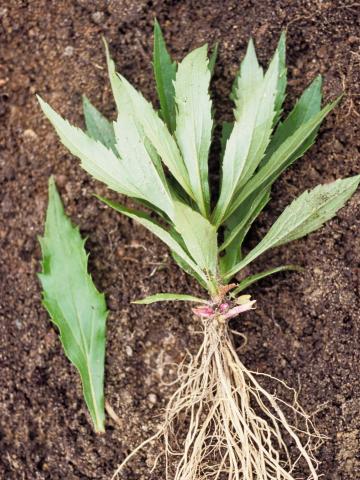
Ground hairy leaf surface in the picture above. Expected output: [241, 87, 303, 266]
[39, 178, 107, 432]
[263, 75, 322, 164]
[114, 74, 193, 201]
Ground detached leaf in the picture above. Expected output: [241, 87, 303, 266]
[38, 178, 107, 433]
[224, 175, 360, 280]
[133, 293, 208, 305]
[153, 19, 177, 133]
[175, 45, 213, 217]
[82, 95, 116, 152]
[174, 201, 218, 276]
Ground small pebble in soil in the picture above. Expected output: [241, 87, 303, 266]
[148, 393, 157, 405]
[63, 46, 74, 57]
[91, 11, 104, 24]
[125, 345, 133, 357]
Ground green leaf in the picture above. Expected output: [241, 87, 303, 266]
[224, 98, 340, 222]
[220, 121, 233, 161]
[97, 196, 210, 287]
[273, 31, 287, 125]
[170, 250, 208, 289]
[220, 189, 271, 252]
[230, 38, 263, 104]
[174, 201, 218, 276]
[113, 73, 193, 202]
[224, 175, 360, 280]
[38, 177, 107, 433]
[82, 95, 116, 152]
[263, 75, 323, 164]
[219, 189, 270, 275]
[208, 42, 219, 77]
[231, 264, 303, 296]
[153, 19, 177, 133]
[103, 38, 123, 113]
[212, 42, 279, 226]
[112, 89, 175, 220]
[37, 96, 138, 198]
[174, 45, 213, 217]
[133, 293, 208, 304]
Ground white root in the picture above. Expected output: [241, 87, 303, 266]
[113, 316, 323, 480]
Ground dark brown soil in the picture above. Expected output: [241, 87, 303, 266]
[1, 1, 359, 479]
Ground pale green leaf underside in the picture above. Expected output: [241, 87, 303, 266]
[37, 96, 137, 198]
[133, 293, 208, 304]
[175, 45, 213, 217]
[174, 201, 218, 276]
[38, 177, 107, 432]
[114, 73, 193, 202]
[224, 175, 360, 280]
[213, 40, 279, 225]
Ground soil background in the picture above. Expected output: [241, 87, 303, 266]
[1, 1, 360, 479]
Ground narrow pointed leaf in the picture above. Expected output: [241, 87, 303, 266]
[224, 98, 340, 222]
[273, 31, 287, 125]
[174, 201, 218, 276]
[97, 196, 209, 286]
[38, 178, 107, 432]
[231, 264, 303, 296]
[113, 96, 175, 220]
[208, 42, 219, 77]
[103, 39, 123, 112]
[174, 45, 213, 217]
[133, 293, 208, 305]
[170, 251, 209, 289]
[37, 96, 136, 198]
[220, 189, 270, 275]
[230, 38, 263, 105]
[114, 74, 193, 200]
[263, 75, 322, 164]
[224, 175, 360, 280]
[213, 42, 278, 226]
[153, 19, 177, 133]
[82, 95, 116, 152]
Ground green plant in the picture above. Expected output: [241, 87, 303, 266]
[38, 22, 359, 480]
[38, 178, 107, 433]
